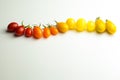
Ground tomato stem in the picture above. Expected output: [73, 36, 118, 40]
[39, 24, 41, 27]
[25, 24, 32, 28]
[96, 17, 100, 20]
[21, 21, 24, 26]
[47, 24, 52, 28]
[106, 19, 108, 22]
[43, 25, 47, 28]
[55, 20, 58, 23]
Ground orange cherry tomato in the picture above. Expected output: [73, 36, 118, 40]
[43, 27, 51, 38]
[33, 26, 42, 39]
[49, 25, 58, 35]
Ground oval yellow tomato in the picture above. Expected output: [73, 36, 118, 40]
[87, 21, 95, 32]
[106, 20, 116, 34]
[66, 18, 76, 30]
[76, 18, 86, 32]
[95, 17, 106, 33]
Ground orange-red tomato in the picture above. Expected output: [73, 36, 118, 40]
[33, 26, 42, 39]
[49, 26, 58, 35]
[43, 27, 51, 38]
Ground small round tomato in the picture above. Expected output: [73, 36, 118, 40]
[56, 22, 69, 33]
[49, 25, 58, 35]
[15, 26, 25, 36]
[33, 26, 42, 39]
[106, 20, 116, 34]
[7, 22, 18, 32]
[76, 18, 86, 32]
[43, 27, 51, 38]
[87, 21, 95, 32]
[95, 17, 106, 33]
[25, 27, 33, 37]
[66, 18, 76, 30]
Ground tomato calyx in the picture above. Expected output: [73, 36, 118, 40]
[25, 24, 32, 28]
[54, 20, 59, 25]
[96, 17, 100, 20]
[106, 19, 108, 22]
[43, 24, 47, 28]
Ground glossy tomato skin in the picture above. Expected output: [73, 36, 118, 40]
[43, 27, 51, 38]
[33, 26, 42, 39]
[7, 22, 18, 32]
[56, 22, 69, 33]
[50, 26, 58, 35]
[15, 26, 25, 36]
[25, 28, 32, 37]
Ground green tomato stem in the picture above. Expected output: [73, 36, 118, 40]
[21, 21, 24, 26]
[55, 20, 58, 23]
[96, 17, 100, 20]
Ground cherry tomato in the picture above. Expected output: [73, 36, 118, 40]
[56, 22, 69, 33]
[7, 22, 18, 32]
[95, 17, 106, 33]
[15, 26, 25, 36]
[76, 18, 86, 32]
[87, 21, 95, 32]
[49, 25, 58, 35]
[33, 26, 42, 39]
[25, 27, 33, 37]
[43, 27, 51, 38]
[106, 20, 116, 34]
[66, 18, 76, 30]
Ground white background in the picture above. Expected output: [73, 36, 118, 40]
[0, 0, 120, 80]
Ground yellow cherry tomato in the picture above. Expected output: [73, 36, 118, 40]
[66, 18, 76, 30]
[56, 22, 69, 33]
[95, 17, 106, 33]
[106, 20, 116, 34]
[87, 20, 95, 32]
[76, 18, 86, 32]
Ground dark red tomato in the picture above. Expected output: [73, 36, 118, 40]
[7, 22, 18, 32]
[15, 26, 25, 36]
[25, 27, 33, 37]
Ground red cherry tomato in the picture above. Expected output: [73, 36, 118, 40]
[25, 27, 33, 37]
[15, 26, 25, 36]
[7, 22, 18, 32]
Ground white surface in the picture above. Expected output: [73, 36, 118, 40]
[0, 0, 120, 80]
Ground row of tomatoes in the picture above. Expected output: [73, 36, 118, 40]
[65, 17, 116, 34]
[7, 22, 59, 39]
[7, 17, 116, 39]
